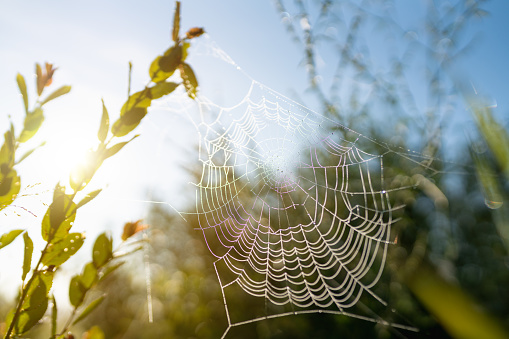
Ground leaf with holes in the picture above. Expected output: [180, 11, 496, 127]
[42, 233, 85, 267]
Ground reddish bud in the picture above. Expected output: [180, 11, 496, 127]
[186, 27, 205, 39]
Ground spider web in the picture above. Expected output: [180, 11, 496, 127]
[161, 37, 438, 338]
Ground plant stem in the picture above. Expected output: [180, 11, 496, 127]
[5, 182, 82, 338]
[57, 307, 77, 337]
[4, 243, 49, 339]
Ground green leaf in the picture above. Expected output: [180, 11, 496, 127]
[121, 106, 148, 126]
[128, 61, 133, 95]
[92, 233, 113, 268]
[16, 73, 29, 114]
[13, 271, 53, 334]
[181, 42, 190, 62]
[172, 1, 181, 42]
[111, 117, 143, 138]
[69, 275, 86, 307]
[103, 134, 139, 160]
[160, 45, 182, 72]
[148, 56, 164, 82]
[53, 182, 65, 202]
[40, 85, 71, 106]
[18, 107, 44, 143]
[42, 233, 85, 267]
[80, 262, 98, 289]
[98, 100, 110, 143]
[180, 63, 198, 99]
[149, 45, 182, 83]
[72, 295, 105, 325]
[36, 63, 43, 96]
[76, 189, 102, 209]
[0, 169, 21, 209]
[122, 89, 152, 112]
[150, 81, 178, 100]
[51, 295, 57, 337]
[41, 186, 77, 242]
[113, 245, 143, 259]
[98, 261, 125, 282]
[16, 141, 45, 164]
[110, 89, 152, 138]
[22, 232, 33, 281]
[0, 126, 16, 166]
[14, 294, 48, 334]
[69, 150, 102, 192]
[474, 106, 509, 178]
[407, 264, 509, 339]
[0, 229, 23, 250]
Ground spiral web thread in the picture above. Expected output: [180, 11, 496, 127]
[166, 38, 439, 337]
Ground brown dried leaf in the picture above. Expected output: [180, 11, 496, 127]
[122, 220, 149, 241]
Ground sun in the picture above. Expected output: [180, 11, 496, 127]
[33, 125, 100, 191]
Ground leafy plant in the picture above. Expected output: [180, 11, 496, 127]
[0, 2, 203, 338]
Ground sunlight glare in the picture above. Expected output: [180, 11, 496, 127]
[38, 128, 99, 190]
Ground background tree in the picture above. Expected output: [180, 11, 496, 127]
[273, 0, 509, 337]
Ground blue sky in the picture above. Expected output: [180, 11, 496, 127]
[0, 0, 507, 298]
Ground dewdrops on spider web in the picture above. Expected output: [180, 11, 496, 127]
[158, 37, 440, 338]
